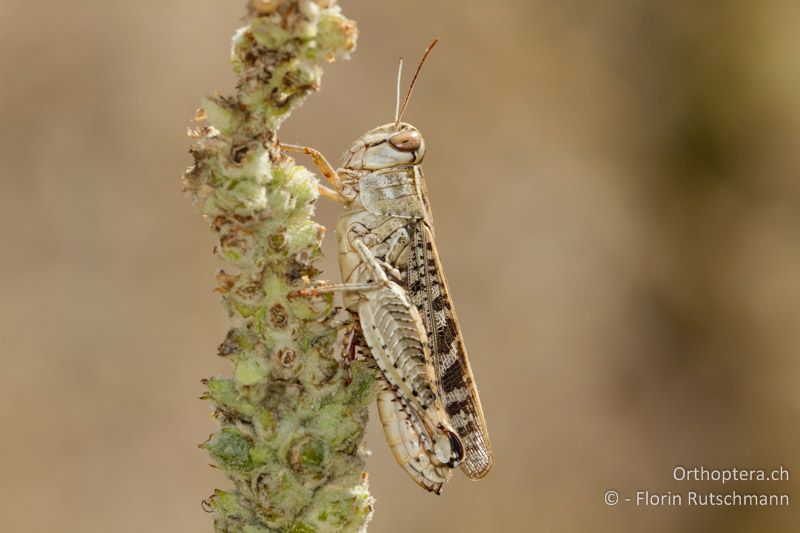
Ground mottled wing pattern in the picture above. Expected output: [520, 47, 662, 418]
[406, 222, 494, 478]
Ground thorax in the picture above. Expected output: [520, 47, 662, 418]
[335, 165, 432, 303]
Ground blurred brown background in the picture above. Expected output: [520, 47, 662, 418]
[1, 1, 799, 531]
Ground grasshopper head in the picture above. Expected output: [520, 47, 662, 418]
[342, 122, 426, 170]
[343, 40, 437, 171]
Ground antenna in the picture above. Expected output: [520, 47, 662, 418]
[394, 58, 404, 124]
[395, 38, 438, 127]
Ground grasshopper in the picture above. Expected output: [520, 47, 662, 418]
[285, 39, 493, 491]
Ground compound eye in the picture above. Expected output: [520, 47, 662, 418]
[388, 130, 422, 151]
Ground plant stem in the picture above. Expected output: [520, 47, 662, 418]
[183, 2, 374, 531]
